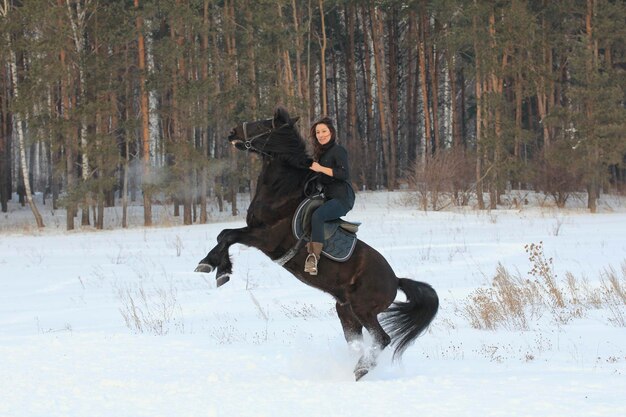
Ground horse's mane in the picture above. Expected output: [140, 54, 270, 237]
[259, 124, 313, 196]
[256, 123, 307, 157]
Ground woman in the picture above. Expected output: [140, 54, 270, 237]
[305, 117, 355, 275]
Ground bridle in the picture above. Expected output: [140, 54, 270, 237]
[236, 118, 288, 158]
[242, 118, 274, 141]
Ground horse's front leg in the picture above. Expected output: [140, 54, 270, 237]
[195, 227, 248, 287]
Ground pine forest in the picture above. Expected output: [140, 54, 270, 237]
[1, 0, 625, 230]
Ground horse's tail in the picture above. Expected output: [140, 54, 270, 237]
[381, 278, 439, 361]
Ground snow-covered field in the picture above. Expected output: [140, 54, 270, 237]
[1, 191, 625, 417]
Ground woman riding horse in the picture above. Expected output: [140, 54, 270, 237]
[195, 106, 438, 380]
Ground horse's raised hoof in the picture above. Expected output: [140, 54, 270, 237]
[216, 273, 230, 287]
[195, 263, 215, 273]
[354, 367, 369, 381]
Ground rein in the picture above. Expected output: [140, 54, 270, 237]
[304, 173, 322, 198]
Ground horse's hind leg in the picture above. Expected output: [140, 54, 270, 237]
[336, 302, 364, 355]
[350, 309, 391, 381]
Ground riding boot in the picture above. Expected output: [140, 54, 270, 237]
[304, 242, 324, 275]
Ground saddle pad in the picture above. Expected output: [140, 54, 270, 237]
[292, 197, 358, 262]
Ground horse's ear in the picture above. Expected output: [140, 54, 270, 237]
[289, 116, 300, 126]
[274, 106, 290, 125]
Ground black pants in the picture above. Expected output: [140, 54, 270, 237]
[311, 199, 350, 243]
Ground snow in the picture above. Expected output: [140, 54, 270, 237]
[1, 191, 625, 417]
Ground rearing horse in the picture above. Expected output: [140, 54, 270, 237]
[195, 107, 438, 380]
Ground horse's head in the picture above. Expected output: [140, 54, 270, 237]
[228, 106, 300, 154]
[228, 106, 313, 197]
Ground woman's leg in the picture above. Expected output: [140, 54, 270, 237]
[310, 199, 349, 243]
[305, 199, 349, 274]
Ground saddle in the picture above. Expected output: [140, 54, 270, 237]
[292, 196, 360, 262]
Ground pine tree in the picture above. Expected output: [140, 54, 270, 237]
[568, 0, 626, 212]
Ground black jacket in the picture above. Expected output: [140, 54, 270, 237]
[318, 142, 355, 210]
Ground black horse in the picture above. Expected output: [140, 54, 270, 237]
[195, 107, 438, 380]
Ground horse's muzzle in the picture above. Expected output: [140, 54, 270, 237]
[231, 139, 247, 151]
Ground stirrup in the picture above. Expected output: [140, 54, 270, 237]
[304, 253, 318, 275]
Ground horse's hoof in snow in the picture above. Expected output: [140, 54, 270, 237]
[348, 341, 365, 356]
[354, 367, 369, 381]
[195, 263, 214, 273]
[216, 274, 230, 287]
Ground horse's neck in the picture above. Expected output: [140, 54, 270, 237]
[246, 164, 306, 227]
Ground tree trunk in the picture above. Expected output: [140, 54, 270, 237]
[199, 0, 211, 224]
[0, 61, 10, 213]
[58, 32, 76, 229]
[387, 7, 399, 186]
[65, 0, 91, 226]
[536, 2, 552, 153]
[585, 0, 598, 213]
[459, 69, 467, 147]
[224, 0, 238, 217]
[122, 135, 129, 228]
[473, 3, 485, 210]
[9, 48, 44, 228]
[180, 9, 192, 226]
[331, 46, 340, 125]
[359, 6, 376, 189]
[514, 67, 523, 161]
[306, 0, 314, 123]
[344, 3, 360, 188]
[418, 5, 432, 159]
[449, 53, 461, 149]
[276, 4, 295, 101]
[46, 89, 60, 210]
[135, 0, 152, 226]
[244, 3, 258, 117]
[319, 0, 328, 115]
[429, 19, 441, 153]
[292, 0, 304, 100]
[369, 6, 394, 189]
[489, 10, 506, 208]
[407, 11, 418, 165]
[95, 104, 104, 230]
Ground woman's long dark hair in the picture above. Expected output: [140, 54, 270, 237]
[309, 116, 337, 160]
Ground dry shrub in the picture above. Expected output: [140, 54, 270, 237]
[524, 243, 587, 324]
[464, 242, 626, 330]
[463, 263, 540, 330]
[565, 271, 585, 305]
[599, 264, 626, 326]
[408, 148, 475, 211]
[525, 241, 565, 308]
[117, 282, 184, 335]
[463, 289, 502, 330]
[530, 144, 584, 208]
